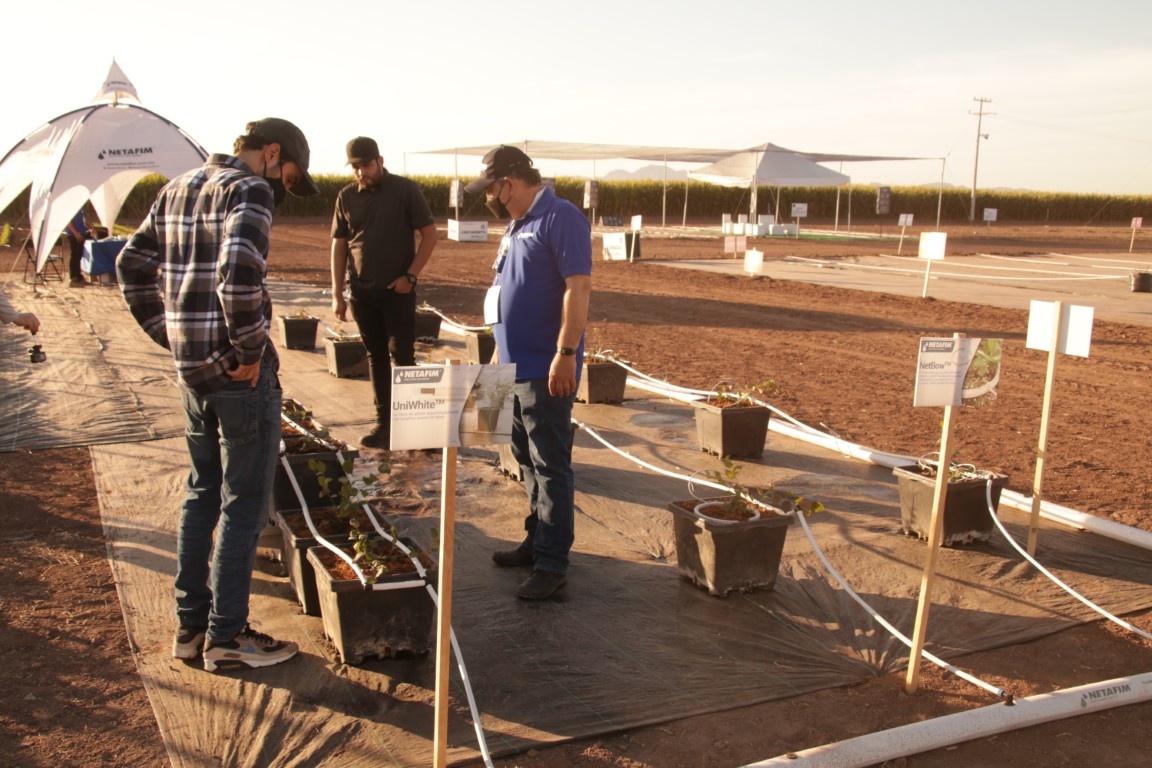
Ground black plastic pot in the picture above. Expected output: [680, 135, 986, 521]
[693, 401, 770, 458]
[465, 331, 496, 364]
[307, 541, 437, 664]
[279, 316, 319, 350]
[275, 508, 353, 616]
[414, 311, 442, 340]
[667, 497, 793, 597]
[892, 464, 1009, 546]
[324, 337, 369, 378]
[1131, 272, 1152, 293]
[576, 361, 628, 404]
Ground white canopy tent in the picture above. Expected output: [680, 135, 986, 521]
[0, 61, 207, 274]
[415, 139, 933, 228]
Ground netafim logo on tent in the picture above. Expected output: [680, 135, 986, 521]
[98, 146, 155, 160]
[1079, 682, 1132, 708]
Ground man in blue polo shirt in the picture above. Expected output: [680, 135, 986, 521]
[465, 146, 592, 600]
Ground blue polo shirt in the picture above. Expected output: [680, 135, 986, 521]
[491, 187, 592, 380]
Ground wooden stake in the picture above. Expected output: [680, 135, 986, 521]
[905, 334, 963, 694]
[1028, 301, 1063, 557]
[920, 260, 934, 298]
[433, 362, 461, 768]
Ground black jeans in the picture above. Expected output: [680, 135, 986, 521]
[349, 288, 417, 423]
[67, 235, 84, 280]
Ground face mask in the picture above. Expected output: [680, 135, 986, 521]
[267, 178, 287, 208]
[485, 179, 510, 219]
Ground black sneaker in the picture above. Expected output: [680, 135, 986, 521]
[203, 625, 298, 672]
[172, 626, 207, 659]
[516, 570, 567, 600]
[360, 424, 390, 450]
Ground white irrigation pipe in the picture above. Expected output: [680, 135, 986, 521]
[280, 452, 495, 767]
[575, 420, 1006, 699]
[418, 303, 489, 333]
[742, 672, 1152, 767]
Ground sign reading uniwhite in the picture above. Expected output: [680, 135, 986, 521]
[390, 364, 516, 450]
[913, 337, 1003, 407]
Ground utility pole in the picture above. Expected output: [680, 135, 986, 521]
[969, 97, 993, 222]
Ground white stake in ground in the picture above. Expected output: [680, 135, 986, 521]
[1023, 300, 1093, 557]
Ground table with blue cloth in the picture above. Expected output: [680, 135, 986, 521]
[82, 237, 127, 282]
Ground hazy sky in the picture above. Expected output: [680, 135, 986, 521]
[5, 0, 1151, 195]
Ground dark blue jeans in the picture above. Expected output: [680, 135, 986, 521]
[175, 366, 281, 643]
[510, 378, 576, 575]
[349, 288, 416, 420]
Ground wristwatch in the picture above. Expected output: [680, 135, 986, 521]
[557, 347, 577, 356]
[404, 272, 418, 285]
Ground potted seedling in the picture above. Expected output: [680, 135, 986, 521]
[323, 323, 369, 378]
[892, 455, 1009, 546]
[278, 309, 320, 350]
[576, 328, 629, 404]
[272, 399, 359, 514]
[667, 457, 822, 597]
[692, 379, 775, 458]
[303, 458, 437, 664]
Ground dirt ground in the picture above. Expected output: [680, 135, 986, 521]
[2, 219, 1150, 767]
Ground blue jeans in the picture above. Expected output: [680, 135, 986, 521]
[175, 366, 282, 643]
[510, 379, 575, 575]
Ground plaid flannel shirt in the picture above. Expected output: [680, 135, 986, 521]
[117, 154, 278, 395]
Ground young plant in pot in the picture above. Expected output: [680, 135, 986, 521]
[693, 379, 776, 459]
[303, 458, 438, 664]
[892, 454, 1009, 546]
[323, 322, 369, 378]
[278, 309, 320, 350]
[667, 457, 823, 597]
[577, 327, 629, 404]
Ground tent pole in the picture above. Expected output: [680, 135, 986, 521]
[847, 184, 852, 235]
[661, 156, 668, 228]
[937, 158, 945, 228]
[682, 180, 689, 227]
[834, 188, 841, 232]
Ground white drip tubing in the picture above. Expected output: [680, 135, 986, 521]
[594, 356, 1152, 555]
[418, 303, 489, 334]
[576, 421, 1006, 698]
[741, 672, 1152, 767]
[279, 453, 495, 767]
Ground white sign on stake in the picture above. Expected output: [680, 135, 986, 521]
[1026, 301, 1093, 358]
[917, 232, 947, 298]
[390, 364, 516, 450]
[790, 203, 808, 218]
[630, 215, 643, 231]
[912, 337, 1003, 407]
[983, 208, 998, 223]
[898, 213, 914, 227]
[743, 248, 764, 275]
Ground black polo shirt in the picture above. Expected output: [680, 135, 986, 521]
[331, 171, 434, 290]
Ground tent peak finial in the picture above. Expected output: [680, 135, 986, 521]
[92, 59, 139, 105]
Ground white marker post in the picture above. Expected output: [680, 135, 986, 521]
[1024, 300, 1093, 556]
[905, 333, 964, 694]
[897, 213, 914, 255]
[917, 232, 947, 298]
[1130, 217, 1143, 253]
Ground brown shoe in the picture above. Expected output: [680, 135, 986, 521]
[516, 570, 566, 600]
[492, 545, 534, 568]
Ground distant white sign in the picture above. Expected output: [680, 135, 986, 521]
[918, 232, 947, 260]
[898, 213, 914, 227]
[983, 208, 998, 222]
[791, 203, 808, 218]
[631, 215, 643, 231]
[602, 233, 628, 261]
[1026, 301, 1093, 358]
[390, 364, 516, 450]
[1133, 217, 1144, 229]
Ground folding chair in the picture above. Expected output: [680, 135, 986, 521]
[22, 236, 65, 284]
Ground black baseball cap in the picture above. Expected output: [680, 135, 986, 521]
[346, 136, 380, 164]
[244, 117, 319, 197]
[464, 145, 534, 194]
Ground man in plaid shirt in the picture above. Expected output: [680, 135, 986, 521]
[117, 117, 319, 672]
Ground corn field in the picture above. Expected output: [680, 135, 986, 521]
[3, 175, 1149, 226]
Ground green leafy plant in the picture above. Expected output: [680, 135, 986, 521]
[326, 322, 361, 342]
[309, 456, 420, 584]
[914, 454, 999, 484]
[699, 456, 823, 519]
[0, 223, 11, 247]
[709, 378, 778, 408]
